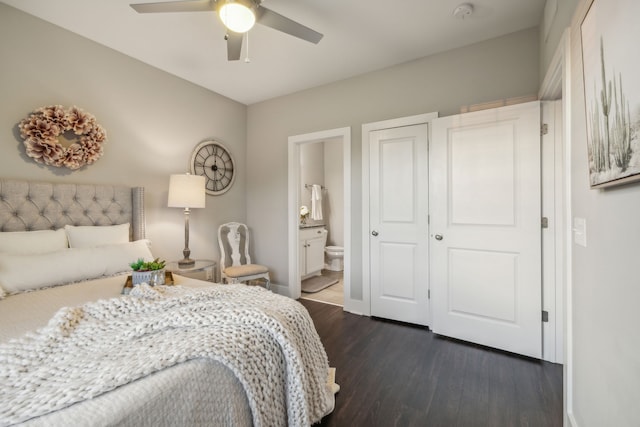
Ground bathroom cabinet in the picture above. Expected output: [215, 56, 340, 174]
[299, 227, 327, 279]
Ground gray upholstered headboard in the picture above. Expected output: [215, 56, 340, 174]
[0, 179, 145, 241]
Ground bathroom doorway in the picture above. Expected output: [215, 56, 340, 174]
[287, 127, 351, 308]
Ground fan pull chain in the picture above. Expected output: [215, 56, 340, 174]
[244, 32, 251, 63]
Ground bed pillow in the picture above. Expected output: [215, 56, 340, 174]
[65, 223, 130, 248]
[0, 248, 106, 295]
[100, 239, 154, 276]
[0, 239, 154, 295]
[0, 229, 68, 255]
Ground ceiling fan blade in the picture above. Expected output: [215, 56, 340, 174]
[226, 32, 243, 61]
[130, 0, 214, 14]
[256, 6, 323, 44]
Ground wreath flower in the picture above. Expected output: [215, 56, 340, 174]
[18, 105, 106, 170]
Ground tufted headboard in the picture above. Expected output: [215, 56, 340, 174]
[0, 179, 145, 241]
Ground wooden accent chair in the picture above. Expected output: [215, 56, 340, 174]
[217, 222, 270, 289]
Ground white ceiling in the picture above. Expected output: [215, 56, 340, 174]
[1, 0, 546, 105]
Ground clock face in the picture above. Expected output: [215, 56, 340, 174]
[190, 140, 235, 195]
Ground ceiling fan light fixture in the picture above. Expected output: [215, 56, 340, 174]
[218, 0, 256, 33]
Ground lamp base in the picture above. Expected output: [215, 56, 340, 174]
[178, 258, 196, 268]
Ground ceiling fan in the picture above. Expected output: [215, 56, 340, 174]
[130, 0, 323, 61]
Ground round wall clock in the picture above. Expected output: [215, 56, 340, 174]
[190, 140, 236, 195]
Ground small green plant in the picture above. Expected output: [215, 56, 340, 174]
[130, 258, 166, 271]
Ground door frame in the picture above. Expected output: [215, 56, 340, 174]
[539, 28, 573, 423]
[361, 113, 438, 317]
[287, 127, 351, 305]
[541, 99, 564, 364]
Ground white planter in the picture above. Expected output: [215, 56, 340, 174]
[132, 269, 165, 286]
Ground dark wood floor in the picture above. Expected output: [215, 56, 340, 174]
[300, 299, 563, 427]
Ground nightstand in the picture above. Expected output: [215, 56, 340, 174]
[166, 259, 217, 282]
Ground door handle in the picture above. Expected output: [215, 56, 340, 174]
[434, 234, 443, 241]
[371, 230, 379, 236]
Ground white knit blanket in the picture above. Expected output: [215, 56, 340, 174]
[0, 284, 334, 426]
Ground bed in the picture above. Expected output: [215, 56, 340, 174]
[0, 178, 335, 426]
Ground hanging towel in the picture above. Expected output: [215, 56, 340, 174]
[311, 184, 323, 221]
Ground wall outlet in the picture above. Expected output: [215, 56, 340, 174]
[573, 217, 587, 247]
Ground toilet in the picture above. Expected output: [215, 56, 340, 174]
[324, 246, 344, 271]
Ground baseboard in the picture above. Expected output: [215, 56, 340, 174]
[344, 298, 368, 316]
[270, 283, 292, 298]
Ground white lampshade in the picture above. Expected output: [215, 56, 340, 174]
[168, 174, 206, 208]
[218, 1, 256, 33]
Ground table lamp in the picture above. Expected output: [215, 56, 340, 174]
[168, 173, 206, 267]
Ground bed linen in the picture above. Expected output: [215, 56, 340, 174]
[0, 274, 216, 342]
[0, 179, 335, 426]
[0, 275, 334, 426]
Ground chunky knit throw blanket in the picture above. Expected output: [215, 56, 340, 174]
[0, 284, 334, 426]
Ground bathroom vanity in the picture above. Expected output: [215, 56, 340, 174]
[299, 225, 327, 279]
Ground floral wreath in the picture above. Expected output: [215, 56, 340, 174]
[18, 105, 106, 170]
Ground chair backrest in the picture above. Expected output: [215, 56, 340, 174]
[218, 222, 252, 270]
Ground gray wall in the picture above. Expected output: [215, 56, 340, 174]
[246, 28, 540, 297]
[0, 4, 247, 268]
[324, 139, 344, 247]
[539, 0, 580, 82]
[563, 0, 640, 425]
[540, 0, 640, 423]
[299, 142, 325, 226]
[6, 2, 638, 422]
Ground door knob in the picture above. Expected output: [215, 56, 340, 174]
[435, 234, 443, 240]
[371, 230, 379, 236]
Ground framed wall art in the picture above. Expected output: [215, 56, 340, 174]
[581, 0, 640, 188]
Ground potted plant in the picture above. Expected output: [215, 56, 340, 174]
[130, 258, 167, 286]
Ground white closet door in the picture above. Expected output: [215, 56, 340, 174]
[430, 101, 542, 358]
[369, 124, 430, 326]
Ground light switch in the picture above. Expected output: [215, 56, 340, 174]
[573, 217, 587, 247]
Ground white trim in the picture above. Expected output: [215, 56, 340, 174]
[541, 100, 559, 363]
[540, 36, 565, 100]
[561, 29, 574, 427]
[287, 127, 352, 309]
[539, 27, 573, 426]
[568, 413, 579, 427]
[299, 296, 343, 307]
[271, 283, 292, 298]
[539, 99, 566, 365]
[361, 113, 438, 318]
[553, 101, 565, 364]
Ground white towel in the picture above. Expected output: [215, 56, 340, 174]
[311, 184, 323, 221]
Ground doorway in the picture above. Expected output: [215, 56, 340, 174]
[362, 102, 566, 361]
[287, 127, 351, 307]
[299, 139, 344, 306]
[368, 123, 430, 325]
[361, 113, 437, 318]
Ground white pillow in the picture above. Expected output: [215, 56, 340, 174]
[65, 223, 130, 248]
[0, 240, 154, 295]
[99, 240, 154, 276]
[0, 248, 107, 295]
[0, 229, 68, 255]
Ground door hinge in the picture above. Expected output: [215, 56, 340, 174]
[541, 217, 549, 229]
[428, 289, 431, 299]
[542, 310, 549, 322]
[541, 123, 549, 136]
